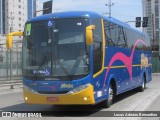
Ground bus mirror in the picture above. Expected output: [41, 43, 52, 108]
[6, 31, 23, 50]
[86, 25, 95, 45]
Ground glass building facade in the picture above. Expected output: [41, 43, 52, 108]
[28, 0, 37, 20]
[0, 0, 5, 34]
[142, 0, 160, 51]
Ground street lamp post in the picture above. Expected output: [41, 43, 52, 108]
[7, 12, 14, 89]
[8, 12, 14, 33]
[105, 0, 114, 17]
[152, 14, 155, 53]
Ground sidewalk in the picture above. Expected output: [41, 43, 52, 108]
[0, 77, 22, 92]
[152, 73, 160, 76]
[0, 84, 22, 93]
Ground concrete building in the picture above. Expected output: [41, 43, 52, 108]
[0, 0, 38, 35]
[0, 34, 6, 50]
[0, 0, 38, 51]
[5, 0, 28, 34]
[142, 0, 159, 52]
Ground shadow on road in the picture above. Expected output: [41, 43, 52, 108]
[1, 87, 142, 116]
[113, 87, 141, 104]
[1, 103, 103, 116]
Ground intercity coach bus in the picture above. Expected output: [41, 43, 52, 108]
[18, 11, 151, 108]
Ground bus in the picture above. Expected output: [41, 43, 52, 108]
[20, 11, 152, 108]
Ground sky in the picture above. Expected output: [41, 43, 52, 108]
[39, 0, 143, 31]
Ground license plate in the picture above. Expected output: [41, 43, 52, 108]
[47, 97, 59, 102]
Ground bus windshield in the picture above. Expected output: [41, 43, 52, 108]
[23, 18, 90, 80]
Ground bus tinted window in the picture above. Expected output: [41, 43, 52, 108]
[104, 20, 151, 51]
[92, 18, 102, 42]
[104, 20, 127, 48]
[92, 18, 103, 74]
[126, 29, 151, 51]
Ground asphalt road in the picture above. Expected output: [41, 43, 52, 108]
[141, 86, 160, 120]
[0, 76, 160, 120]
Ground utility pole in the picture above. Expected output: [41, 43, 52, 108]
[105, 0, 114, 17]
[8, 12, 14, 33]
[152, 14, 155, 52]
[7, 12, 14, 89]
[0, 27, 2, 34]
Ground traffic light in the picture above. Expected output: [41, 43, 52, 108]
[43, 0, 52, 15]
[142, 17, 148, 27]
[135, 17, 141, 27]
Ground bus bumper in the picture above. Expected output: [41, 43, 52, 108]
[23, 84, 95, 105]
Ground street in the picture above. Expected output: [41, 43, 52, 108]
[0, 76, 160, 120]
[141, 75, 160, 120]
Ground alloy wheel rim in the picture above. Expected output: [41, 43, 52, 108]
[108, 86, 113, 102]
[142, 78, 145, 88]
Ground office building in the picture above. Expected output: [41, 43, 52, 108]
[28, 0, 39, 20]
[0, 0, 38, 35]
[142, 0, 159, 51]
[0, 0, 5, 34]
[142, 0, 160, 72]
[5, 0, 28, 34]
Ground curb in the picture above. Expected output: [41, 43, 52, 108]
[0, 85, 23, 93]
[152, 73, 160, 76]
[0, 87, 22, 95]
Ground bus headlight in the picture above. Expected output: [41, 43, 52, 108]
[68, 83, 90, 94]
[23, 85, 38, 94]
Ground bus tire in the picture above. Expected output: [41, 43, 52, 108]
[102, 84, 114, 108]
[139, 76, 146, 92]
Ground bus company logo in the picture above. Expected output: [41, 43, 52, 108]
[96, 81, 101, 88]
[141, 53, 149, 69]
[45, 78, 60, 81]
[33, 69, 50, 76]
[30, 82, 38, 86]
[61, 83, 73, 89]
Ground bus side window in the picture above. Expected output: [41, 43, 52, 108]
[92, 18, 103, 74]
[93, 42, 102, 74]
[104, 21, 116, 46]
[104, 20, 127, 48]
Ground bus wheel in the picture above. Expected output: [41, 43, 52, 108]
[102, 84, 114, 108]
[139, 76, 146, 92]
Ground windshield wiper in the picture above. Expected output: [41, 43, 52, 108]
[38, 55, 49, 69]
[31, 55, 50, 79]
[53, 56, 72, 80]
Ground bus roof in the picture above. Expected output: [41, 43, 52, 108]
[27, 11, 149, 38]
[28, 11, 102, 22]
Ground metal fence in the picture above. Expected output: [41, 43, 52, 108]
[0, 51, 22, 77]
[152, 56, 160, 73]
[0, 42, 22, 89]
